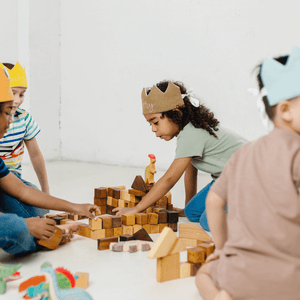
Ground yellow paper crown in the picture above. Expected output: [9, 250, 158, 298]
[0, 68, 14, 102]
[0, 62, 27, 88]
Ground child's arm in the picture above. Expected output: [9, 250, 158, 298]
[206, 190, 228, 250]
[24, 138, 50, 194]
[113, 157, 192, 216]
[184, 162, 198, 206]
[0, 172, 100, 219]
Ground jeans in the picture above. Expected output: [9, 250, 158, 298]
[0, 171, 49, 218]
[184, 180, 215, 231]
[0, 213, 36, 254]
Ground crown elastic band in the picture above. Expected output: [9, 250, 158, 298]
[181, 89, 200, 107]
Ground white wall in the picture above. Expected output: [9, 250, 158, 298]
[3, 1, 300, 170]
[60, 0, 300, 170]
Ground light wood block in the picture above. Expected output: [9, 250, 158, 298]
[197, 243, 215, 258]
[107, 196, 113, 206]
[122, 214, 135, 226]
[122, 225, 134, 235]
[148, 213, 159, 225]
[133, 224, 142, 233]
[179, 238, 202, 247]
[179, 223, 212, 241]
[180, 262, 192, 278]
[89, 217, 102, 230]
[99, 215, 113, 229]
[104, 228, 114, 238]
[113, 227, 123, 237]
[118, 199, 125, 208]
[157, 253, 180, 282]
[150, 224, 159, 234]
[142, 224, 151, 234]
[158, 223, 168, 233]
[75, 272, 89, 289]
[120, 189, 131, 201]
[135, 213, 148, 225]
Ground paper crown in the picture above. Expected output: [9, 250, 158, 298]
[0, 62, 27, 88]
[0, 68, 14, 102]
[141, 81, 184, 114]
[261, 46, 300, 106]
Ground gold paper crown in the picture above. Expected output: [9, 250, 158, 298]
[141, 81, 184, 114]
[0, 68, 14, 102]
[0, 62, 27, 88]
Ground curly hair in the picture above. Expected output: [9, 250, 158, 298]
[256, 56, 288, 120]
[148, 81, 219, 138]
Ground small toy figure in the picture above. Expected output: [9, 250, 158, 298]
[145, 154, 156, 185]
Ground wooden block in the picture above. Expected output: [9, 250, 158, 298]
[197, 243, 215, 258]
[169, 238, 186, 255]
[168, 222, 178, 232]
[75, 272, 89, 289]
[128, 189, 146, 197]
[166, 191, 172, 204]
[131, 175, 148, 193]
[57, 213, 69, 219]
[110, 242, 125, 252]
[180, 262, 192, 278]
[122, 225, 134, 235]
[37, 226, 63, 250]
[145, 206, 153, 213]
[89, 217, 102, 230]
[187, 247, 205, 264]
[155, 211, 168, 223]
[107, 196, 113, 206]
[179, 223, 212, 241]
[94, 198, 106, 206]
[135, 213, 148, 225]
[77, 224, 89, 237]
[46, 214, 58, 219]
[150, 224, 159, 234]
[191, 263, 202, 276]
[167, 204, 173, 211]
[118, 199, 125, 208]
[107, 187, 114, 197]
[94, 187, 107, 199]
[180, 238, 201, 247]
[69, 214, 79, 221]
[122, 214, 135, 226]
[133, 228, 153, 242]
[152, 207, 164, 213]
[97, 237, 118, 251]
[104, 228, 114, 238]
[165, 210, 178, 223]
[77, 225, 106, 240]
[128, 202, 135, 208]
[129, 194, 138, 203]
[97, 205, 106, 215]
[111, 216, 122, 228]
[99, 215, 113, 229]
[142, 224, 151, 234]
[148, 213, 159, 225]
[119, 234, 136, 241]
[113, 227, 123, 237]
[156, 197, 167, 206]
[120, 190, 131, 201]
[158, 223, 168, 233]
[52, 216, 65, 225]
[113, 188, 121, 199]
[112, 198, 118, 207]
[147, 227, 178, 259]
[157, 253, 180, 282]
[133, 224, 142, 233]
[106, 205, 115, 215]
[129, 245, 138, 253]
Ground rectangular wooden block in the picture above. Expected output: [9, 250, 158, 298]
[179, 223, 212, 241]
[97, 236, 118, 251]
[180, 262, 193, 278]
[78, 225, 106, 240]
[111, 216, 122, 228]
[145, 206, 154, 213]
[180, 238, 201, 247]
[97, 205, 106, 215]
[89, 218, 102, 230]
[191, 263, 202, 276]
[129, 202, 135, 208]
[122, 214, 135, 226]
[122, 225, 134, 235]
[112, 198, 118, 208]
[159, 223, 169, 233]
[150, 224, 159, 234]
[113, 227, 123, 237]
[168, 222, 178, 232]
[133, 224, 142, 233]
[94, 198, 106, 206]
[57, 213, 69, 219]
[69, 214, 79, 221]
[135, 213, 148, 225]
[197, 243, 215, 258]
[107, 196, 113, 206]
[94, 187, 107, 199]
[120, 190, 131, 201]
[167, 204, 173, 211]
[142, 224, 151, 234]
[152, 207, 164, 213]
[128, 189, 146, 197]
[155, 211, 168, 223]
[107, 187, 114, 197]
[157, 253, 180, 282]
[165, 210, 179, 223]
[113, 188, 121, 199]
[99, 215, 113, 229]
[119, 234, 136, 241]
[148, 213, 159, 225]
[104, 228, 114, 238]
[75, 272, 89, 289]
[187, 247, 205, 264]
[118, 199, 125, 208]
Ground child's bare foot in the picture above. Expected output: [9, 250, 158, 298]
[173, 207, 186, 217]
[26, 217, 56, 240]
[215, 290, 234, 300]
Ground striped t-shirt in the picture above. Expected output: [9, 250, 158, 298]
[0, 108, 40, 174]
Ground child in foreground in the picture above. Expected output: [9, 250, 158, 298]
[0, 62, 49, 217]
[0, 68, 99, 254]
[196, 46, 300, 300]
[114, 80, 247, 231]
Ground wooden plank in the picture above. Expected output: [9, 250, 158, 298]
[157, 253, 180, 282]
[179, 223, 212, 241]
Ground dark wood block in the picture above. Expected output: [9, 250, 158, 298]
[131, 175, 148, 193]
[128, 189, 146, 197]
[119, 234, 136, 241]
[165, 210, 179, 223]
[133, 228, 153, 242]
[97, 236, 118, 251]
[113, 188, 121, 199]
[111, 216, 122, 228]
[106, 205, 116, 215]
[94, 198, 106, 206]
[107, 187, 114, 197]
[52, 216, 65, 225]
[155, 211, 168, 223]
[167, 203, 174, 211]
[95, 187, 107, 199]
[168, 222, 178, 232]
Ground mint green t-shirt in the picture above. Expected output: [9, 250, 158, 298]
[175, 123, 248, 179]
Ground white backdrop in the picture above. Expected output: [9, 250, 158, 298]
[1, 0, 300, 170]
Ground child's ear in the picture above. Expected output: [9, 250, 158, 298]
[172, 106, 183, 117]
[277, 101, 292, 122]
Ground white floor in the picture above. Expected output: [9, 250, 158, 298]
[0, 161, 213, 300]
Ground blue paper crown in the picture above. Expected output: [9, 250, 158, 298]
[261, 46, 300, 106]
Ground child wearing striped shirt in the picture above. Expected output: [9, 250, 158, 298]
[0, 62, 50, 217]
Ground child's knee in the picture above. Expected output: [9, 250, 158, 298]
[1, 214, 28, 240]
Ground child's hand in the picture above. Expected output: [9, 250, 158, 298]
[25, 217, 56, 240]
[205, 249, 220, 263]
[72, 204, 100, 219]
[113, 207, 139, 216]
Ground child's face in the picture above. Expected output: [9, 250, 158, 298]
[11, 87, 26, 114]
[286, 95, 300, 134]
[0, 101, 13, 138]
[145, 113, 179, 141]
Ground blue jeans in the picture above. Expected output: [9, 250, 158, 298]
[0, 213, 36, 254]
[0, 172, 49, 218]
[184, 180, 214, 231]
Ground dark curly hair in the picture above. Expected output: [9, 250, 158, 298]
[147, 81, 219, 138]
[256, 56, 288, 120]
